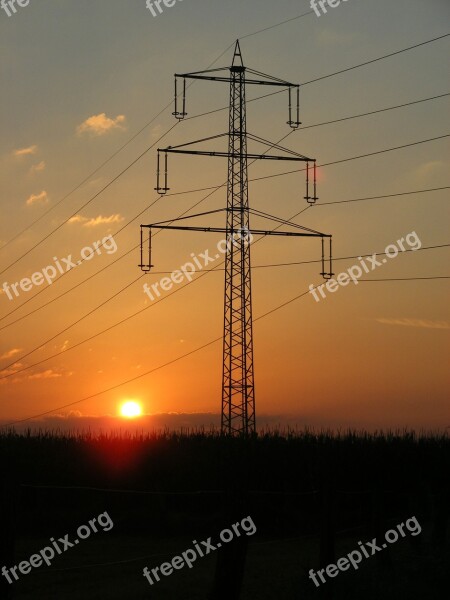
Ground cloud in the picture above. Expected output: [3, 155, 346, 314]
[0, 348, 22, 360]
[14, 145, 38, 157]
[416, 161, 445, 179]
[0, 362, 24, 381]
[151, 124, 162, 140]
[30, 161, 46, 174]
[26, 190, 48, 206]
[28, 369, 62, 380]
[67, 215, 87, 224]
[77, 113, 126, 137]
[68, 214, 124, 227]
[376, 318, 450, 330]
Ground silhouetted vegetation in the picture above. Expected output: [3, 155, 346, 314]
[0, 429, 448, 599]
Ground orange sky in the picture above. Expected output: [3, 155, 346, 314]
[0, 0, 449, 431]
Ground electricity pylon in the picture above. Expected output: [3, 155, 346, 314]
[139, 41, 333, 435]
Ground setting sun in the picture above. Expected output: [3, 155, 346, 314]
[119, 400, 143, 419]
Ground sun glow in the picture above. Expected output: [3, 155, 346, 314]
[119, 400, 142, 419]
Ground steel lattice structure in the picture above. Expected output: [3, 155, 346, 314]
[139, 41, 333, 435]
[222, 45, 255, 435]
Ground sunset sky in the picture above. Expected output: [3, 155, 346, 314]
[0, 0, 448, 431]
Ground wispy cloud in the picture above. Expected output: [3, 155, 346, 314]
[68, 213, 123, 227]
[376, 318, 450, 330]
[26, 190, 48, 206]
[151, 124, 162, 140]
[30, 160, 46, 174]
[28, 369, 62, 380]
[77, 113, 126, 137]
[67, 215, 86, 224]
[0, 362, 23, 380]
[0, 348, 23, 360]
[416, 160, 445, 179]
[14, 145, 38, 157]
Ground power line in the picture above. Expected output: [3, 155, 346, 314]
[2, 184, 446, 331]
[4, 273, 449, 426]
[0, 129, 295, 324]
[0, 41, 239, 254]
[358, 276, 450, 282]
[0, 244, 139, 328]
[3, 88, 446, 324]
[1, 171, 447, 332]
[301, 33, 450, 86]
[8, 93, 445, 325]
[2, 32, 447, 266]
[145, 243, 450, 273]
[1, 130, 300, 373]
[0, 129, 442, 331]
[2, 109, 447, 325]
[316, 186, 450, 206]
[239, 11, 313, 40]
[0, 120, 448, 330]
[2, 133, 447, 365]
[1, 243, 447, 379]
[0, 112, 173, 253]
[250, 134, 450, 183]
[298, 93, 450, 130]
[0, 275, 144, 374]
[163, 134, 450, 197]
[0, 197, 163, 324]
[186, 90, 449, 125]
[0, 12, 314, 257]
[0, 123, 179, 277]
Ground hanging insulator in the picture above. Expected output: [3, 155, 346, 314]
[304, 161, 312, 203]
[139, 227, 154, 272]
[312, 161, 319, 204]
[305, 161, 318, 204]
[172, 77, 187, 120]
[287, 86, 301, 129]
[320, 237, 334, 280]
[155, 151, 170, 194]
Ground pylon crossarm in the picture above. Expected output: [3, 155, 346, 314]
[177, 66, 299, 88]
[147, 208, 227, 227]
[159, 133, 228, 152]
[161, 149, 311, 161]
[174, 73, 299, 86]
[175, 67, 230, 78]
[141, 224, 330, 238]
[245, 68, 298, 88]
[159, 132, 312, 160]
[246, 133, 312, 160]
[248, 208, 325, 235]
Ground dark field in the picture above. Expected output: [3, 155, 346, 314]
[0, 429, 448, 599]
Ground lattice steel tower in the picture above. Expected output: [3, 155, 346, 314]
[222, 43, 255, 435]
[140, 41, 333, 435]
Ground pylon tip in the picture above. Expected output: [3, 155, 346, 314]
[232, 40, 243, 67]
